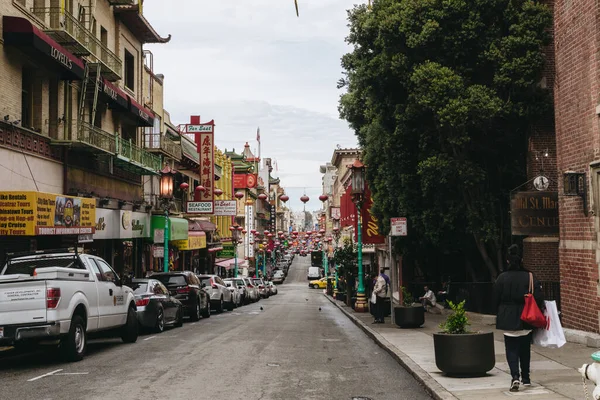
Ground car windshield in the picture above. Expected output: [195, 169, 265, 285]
[3, 255, 84, 276]
[235, 279, 245, 286]
[130, 282, 148, 294]
[252, 279, 262, 285]
[153, 275, 187, 286]
[200, 278, 212, 287]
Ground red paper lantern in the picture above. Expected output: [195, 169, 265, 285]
[196, 185, 206, 193]
[264, 230, 270, 235]
[279, 194, 289, 202]
[237, 226, 244, 231]
[229, 226, 235, 232]
[319, 229, 325, 234]
[179, 182, 189, 191]
[234, 191, 245, 199]
[300, 195, 309, 203]
[242, 229, 247, 234]
[333, 227, 339, 233]
[258, 193, 268, 201]
[214, 188, 223, 196]
[292, 230, 298, 236]
[319, 194, 328, 202]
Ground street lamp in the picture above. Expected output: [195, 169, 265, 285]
[230, 224, 244, 277]
[350, 158, 367, 312]
[159, 166, 176, 273]
[332, 227, 341, 298]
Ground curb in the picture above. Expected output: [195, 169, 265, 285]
[324, 295, 457, 400]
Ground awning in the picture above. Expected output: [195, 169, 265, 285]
[2, 16, 85, 80]
[100, 79, 129, 111]
[127, 96, 155, 127]
[151, 216, 188, 242]
[188, 219, 217, 232]
[215, 258, 248, 270]
[172, 231, 206, 251]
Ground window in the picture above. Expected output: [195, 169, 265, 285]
[95, 259, 118, 283]
[124, 50, 135, 91]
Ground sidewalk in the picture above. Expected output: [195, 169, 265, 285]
[325, 295, 592, 400]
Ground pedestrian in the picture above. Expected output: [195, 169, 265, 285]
[418, 285, 436, 310]
[494, 244, 544, 392]
[372, 270, 388, 324]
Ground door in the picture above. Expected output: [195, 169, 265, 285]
[154, 282, 175, 322]
[93, 258, 128, 328]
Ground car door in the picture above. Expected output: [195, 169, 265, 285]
[154, 281, 176, 322]
[215, 276, 231, 302]
[93, 258, 128, 328]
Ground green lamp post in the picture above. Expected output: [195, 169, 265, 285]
[350, 158, 368, 312]
[159, 166, 177, 273]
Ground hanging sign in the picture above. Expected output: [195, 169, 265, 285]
[189, 116, 214, 214]
[510, 191, 559, 235]
[214, 200, 237, 216]
[245, 204, 254, 258]
[390, 218, 407, 236]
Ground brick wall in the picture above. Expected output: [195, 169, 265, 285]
[554, 0, 600, 332]
[523, 238, 559, 281]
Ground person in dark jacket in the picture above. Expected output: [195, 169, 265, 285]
[494, 244, 544, 392]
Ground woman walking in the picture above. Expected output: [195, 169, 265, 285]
[494, 244, 544, 392]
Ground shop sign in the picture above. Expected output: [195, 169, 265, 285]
[153, 245, 164, 258]
[120, 211, 149, 239]
[330, 207, 341, 220]
[93, 208, 119, 240]
[173, 235, 207, 251]
[78, 234, 93, 243]
[217, 244, 235, 258]
[270, 204, 276, 231]
[510, 191, 559, 236]
[192, 116, 215, 213]
[214, 200, 236, 216]
[390, 218, 407, 236]
[186, 124, 214, 133]
[154, 229, 164, 244]
[187, 201, 213, 214]
[0, 191, 95, 236]
[245, 204, 254, 258]
[233, 174, 257, 189]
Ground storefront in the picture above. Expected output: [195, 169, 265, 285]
[0, 191, 95, 265]
[150, 216, 188, 273]
[87, 209, 151, 278]
[172, 231, 207, 272]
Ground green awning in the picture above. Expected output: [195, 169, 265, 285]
[151, 216, 189, 241]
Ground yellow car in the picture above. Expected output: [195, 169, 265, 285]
[309, 277, 336, 289]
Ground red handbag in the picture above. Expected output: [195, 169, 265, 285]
[521, 272, 547, 328]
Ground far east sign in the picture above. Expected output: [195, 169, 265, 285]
[187, 116, 215, 214]
[510, 191, 559, 236]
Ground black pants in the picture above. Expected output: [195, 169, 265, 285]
[504, 333, 532, 381]
[375, 297, 386, 321]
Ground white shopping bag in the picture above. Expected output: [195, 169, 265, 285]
[533, 300, 566, 348]
[370, 293, 377, 304]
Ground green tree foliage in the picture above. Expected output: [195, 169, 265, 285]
[439, 300, 470, 334]
[332, 238, 357, 276]
[339, 0, 552, 279]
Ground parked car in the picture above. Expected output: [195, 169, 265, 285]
[307, 266, 321, 280]
[252, 278, 269, 298]
[223, 280, 243, 308]
[152, 271, 210, 321]
[309, 277, 327, 289]
[266, 281, 278, 295]
[198, 275, 234, 313]
[242, 277, 260, 303]
[131, 279, 183, 332]
[272, 270, 285, 284]
[0, 250, 139, 361]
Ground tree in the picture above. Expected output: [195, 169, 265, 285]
[333, 238, 357, 277]
[339, 0, 552, 280]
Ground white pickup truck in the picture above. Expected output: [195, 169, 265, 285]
[0, 250, 138, 361]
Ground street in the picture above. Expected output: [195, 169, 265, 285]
[0, 256, 430, 400]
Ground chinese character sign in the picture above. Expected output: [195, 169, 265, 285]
[191, 116, 215, 212]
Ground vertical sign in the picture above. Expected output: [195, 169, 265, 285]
[245, 203, 254, 258]
[189, 116, 215, 213]
[390, 218, 407, 236]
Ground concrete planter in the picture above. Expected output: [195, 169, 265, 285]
[433, 331, 495, 376]
[394, 306, 425, 328]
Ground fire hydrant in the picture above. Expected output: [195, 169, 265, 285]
[579, 351, 600, 399]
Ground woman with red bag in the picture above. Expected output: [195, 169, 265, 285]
[494, 244, 545, 392]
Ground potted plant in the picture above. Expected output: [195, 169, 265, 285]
[394, 286, 425, 328]
[433, 300, 495, 376]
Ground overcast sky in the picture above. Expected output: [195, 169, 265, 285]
[143, 0, 358, 212]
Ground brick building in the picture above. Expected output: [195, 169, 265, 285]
[554, 0, 600, 333]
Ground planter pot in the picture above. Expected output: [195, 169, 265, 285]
[433, 331, 495, 376]
[394, 306, 425, 328]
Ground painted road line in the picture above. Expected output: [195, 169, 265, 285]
[143, 336, 157, 341]
[28, 369, 63, 382]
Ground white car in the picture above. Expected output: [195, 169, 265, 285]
[0, 250, 138, 361]
[223, 279, 243, 308]
[198, 275, 234, 312]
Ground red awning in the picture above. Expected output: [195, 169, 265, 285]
[101, 79, 129, 111]
[3, 16, 85, 80]
[127, 96, 155, 127]
[188, 219, 217, 232]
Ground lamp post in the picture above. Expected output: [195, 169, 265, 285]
[332, 227, 341, 298]
[230, 224, 244, 277]
[159, 166, 176, 273]
[350, 158, 368, 312]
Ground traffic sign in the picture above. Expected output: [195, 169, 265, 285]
[390, 217, 407, 236]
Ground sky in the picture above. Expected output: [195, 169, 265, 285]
[143, 0, 359, 212]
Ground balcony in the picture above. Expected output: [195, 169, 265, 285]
[144, 133, 182, 161]
[31, 7, 122, 80]
[115, 136, 161, 175]
[56, 120, 117, 155]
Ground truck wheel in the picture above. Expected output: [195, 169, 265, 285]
[121, 306, 139, 343]
[61, 315, 86, 362]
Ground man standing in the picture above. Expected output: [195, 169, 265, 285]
[419, 286, 437, 310]
[372, 270, 389, 323]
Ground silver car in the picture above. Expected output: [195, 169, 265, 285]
[266, 281, 278, 295]
[198, 275, 234, 313]
[242, 277, 260, 303]
[224, 279, 243, 308]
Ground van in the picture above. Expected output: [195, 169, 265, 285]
[307, 266, 321, 280]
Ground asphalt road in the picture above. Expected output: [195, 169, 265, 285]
[0, 256, 431, 400]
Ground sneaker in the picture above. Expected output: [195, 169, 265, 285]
[510, 380, 520, 392]
[521, 378, 531, 386]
